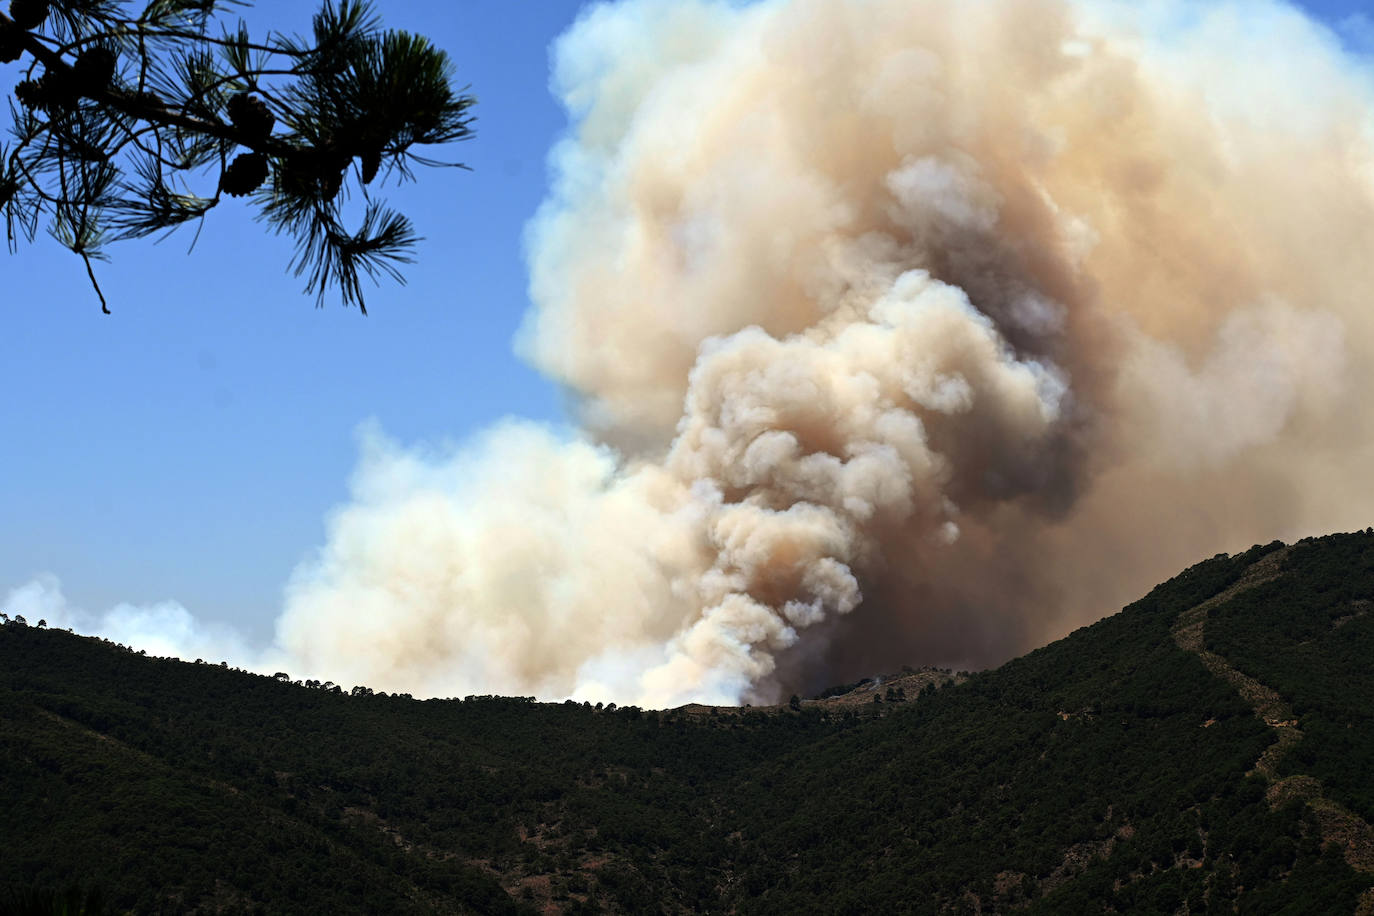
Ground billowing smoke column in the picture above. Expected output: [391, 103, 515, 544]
[202, 0, 1374, 704]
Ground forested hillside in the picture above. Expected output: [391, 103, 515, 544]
[4, 532, 1374, 914]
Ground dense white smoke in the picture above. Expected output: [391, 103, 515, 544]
[14, 0, 1374, 705]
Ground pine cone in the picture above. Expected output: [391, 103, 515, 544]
[40, 65, 77, 108]
[13, 78, 42, 107]
[0, 19, 23, 64]
[221, 152, 269, 197]
[20, 67, 76, 110]
[226, 92, 275, 141]
[73, 47, 117, 92]
[8, 0, 49, 30]
[281, 144, 348, 201]
[321, 167, 343, 200]
[360, 149, 381, 185]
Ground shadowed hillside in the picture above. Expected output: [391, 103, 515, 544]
[4, 532, 1374, 913]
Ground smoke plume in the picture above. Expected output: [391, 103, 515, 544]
[269, 0, 1374, 706]
[18, 0, 1374, 706]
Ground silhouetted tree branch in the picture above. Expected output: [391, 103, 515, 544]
[1, 0, 475, 313]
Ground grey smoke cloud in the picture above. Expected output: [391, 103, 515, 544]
[16, 0, 1374, 706]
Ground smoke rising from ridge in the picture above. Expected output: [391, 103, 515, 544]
[276, 0, 1374, 705]
[17, 0, 1374, 706]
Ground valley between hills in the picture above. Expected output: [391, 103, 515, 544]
[4, 531, 1374, 914]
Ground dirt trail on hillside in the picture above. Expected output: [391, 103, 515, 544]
[1171, 550, 1374, 880]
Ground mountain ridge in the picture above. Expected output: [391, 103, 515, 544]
[4, 531, 1374, 913]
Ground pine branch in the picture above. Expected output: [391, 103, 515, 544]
[1, 0, 475, 313]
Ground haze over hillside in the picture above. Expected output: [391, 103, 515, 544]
[4, 531, 1373, 913]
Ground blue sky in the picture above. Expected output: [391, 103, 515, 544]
[2, 0, 1371, 647]
[2, 0, 584, 641]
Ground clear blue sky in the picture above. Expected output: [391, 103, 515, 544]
[2, 0, 1369, 646]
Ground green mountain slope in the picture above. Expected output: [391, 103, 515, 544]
[3, 532, 1373, 914]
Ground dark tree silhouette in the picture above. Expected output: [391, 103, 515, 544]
[1, 0, 475, 313]
[2, 884, 106, 916]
